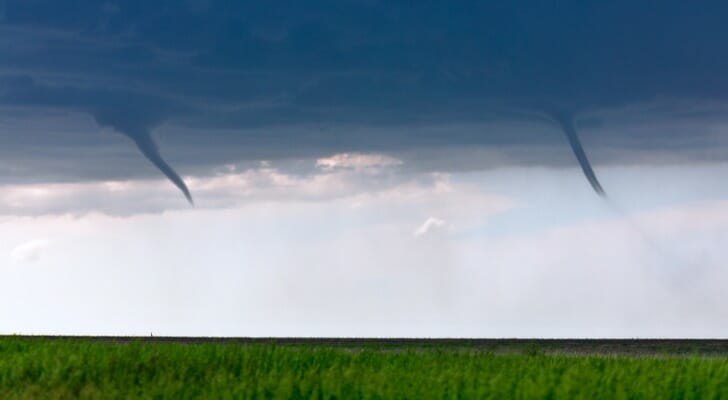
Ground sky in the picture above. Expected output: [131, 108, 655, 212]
[2, 0, 728, 337]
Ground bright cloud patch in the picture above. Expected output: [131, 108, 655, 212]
[316, 153, 403, 171]
[10, 239, 49, 264]
[414, 217, 448, 237]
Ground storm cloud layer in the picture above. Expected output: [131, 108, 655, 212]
[3, 1, 728, 196]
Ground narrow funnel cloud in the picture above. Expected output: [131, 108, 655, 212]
[93, 109, 194, 205]
[552, 112, 606, 197]
[130, 130, 194, 204]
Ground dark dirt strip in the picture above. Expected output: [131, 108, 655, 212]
[3, 337, 728, 355]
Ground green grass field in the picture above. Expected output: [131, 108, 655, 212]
[1, 338, 728, 399]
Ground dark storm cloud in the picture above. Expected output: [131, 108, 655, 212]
[0, 74, 194, 200]
[2, 0, 728, 196]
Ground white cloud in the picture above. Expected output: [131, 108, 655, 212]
[10, 239, 49, 264]
[316, 152, 403, 171]
[413, 217, 447, 236]
[0, 154, 511, 218]
[0, 164, 371, 216]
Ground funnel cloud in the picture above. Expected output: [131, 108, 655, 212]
[129, 131, 193, 205]
[92, 107, 193, 204]
[552, 112, 606, 197]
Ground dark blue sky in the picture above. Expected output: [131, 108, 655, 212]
[2, 0, 728, 189]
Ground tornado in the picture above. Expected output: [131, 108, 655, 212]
[551, 112, 606, 197]
[130, 130, 194, 205]
[92, 108, 194, 204]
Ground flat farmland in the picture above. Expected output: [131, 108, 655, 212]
[1, 337, 728, 399]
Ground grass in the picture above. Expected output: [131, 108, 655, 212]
[1, 338, 728, 399]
